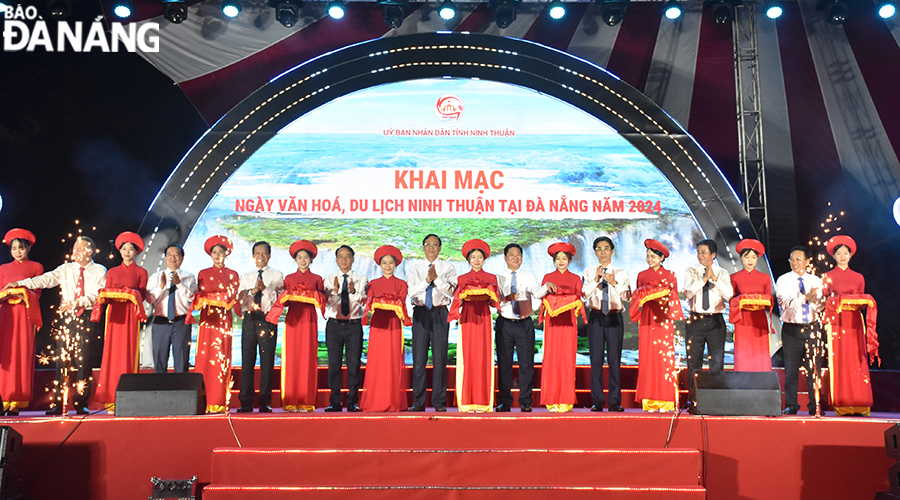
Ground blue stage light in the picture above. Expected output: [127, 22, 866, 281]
[328, 0, 345, 18]
[439, 0, 455, 20]
[663, 0, 682, 19]
[548, 0, 566, 19]
[765, 0, 783, 18]
[113, 0, 133, 18]
[878, 1, 896, 18]
[223, 0, 241, 17]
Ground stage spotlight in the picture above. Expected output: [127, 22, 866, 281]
[222, 0, 241, 17]
[490, 0, 518, 28]
[764, 0, 782, 18]
[439, 0, 455, 20]
[47, 0, 71, 20]
[380, 1, 405, 28]
[816, 0, 848, 24]
[327, 0, 345, 19]
[710, 0, 734, 24]
[112, 0, 132, 18]
[548, 0, 566, 19]
[599, 0, 629, 26]
[163, 0, 188, 23]
[663, 0, 682, 19]
[269, 0, 303, 27]
[877, 0, 896, 18]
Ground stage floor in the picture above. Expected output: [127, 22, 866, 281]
[1, 407, 896, 500]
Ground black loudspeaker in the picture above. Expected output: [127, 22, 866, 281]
[689, 371, 782, 416]
[0, 427, 21, 500]
[115, 373, 206, 417]
[886, 424, 900, 460]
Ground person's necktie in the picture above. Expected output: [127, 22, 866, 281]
[425, 264, 434, 310]
[75, 267, 85, 317]
[254, 269, 263, 306]
[167, 275, 177, 321]
[600, 267, 609, 315]
[799, 276, 810, 323]
[341, 273, 350, 316]
[510, 271, 520, 316]
[702, 276, 710, 311]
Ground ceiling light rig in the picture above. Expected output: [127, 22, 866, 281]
[764, 0, 782, 18]
[599, 0, 629, 26]
[663, 0, 682, 19]
[222, 0, 241, 17]
[438, 0, 456, 19]
[327, 0, 345, 18]
[162, 0, 188, 23]
[709, 0, 739, 25]
[112, 0, 132, 17]
[490, 0, 518, 28]
[876, 0, 896, 18]
[548, 0, 566, 19]
[816, 0, 849, 23]
[268, 0, 303, 27]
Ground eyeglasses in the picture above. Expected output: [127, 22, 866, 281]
[423, 243, 440, 248]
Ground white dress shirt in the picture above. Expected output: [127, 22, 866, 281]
[407, 258, 458, 308]
[323, 269, 368, 320]
[582, 264, 631, 313]
[19, 261, 107, 310]
[683, 263, 733, 314]
[496, 267, 546, 320]
[238, 265, 285, 314]
[147, 268, 198, 318]
[776, 271, 823, 324]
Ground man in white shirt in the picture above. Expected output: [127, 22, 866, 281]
[322, 245, 368, 413]
[10, 236, 107, 415]
[236, 241, 284, 413]
[407, 234, 458, 412]
[683, 239, 733, 383]
[582, 236, 631, 412]
[147, 244, 198, 375]
[775, 245, 824, 415]
[495, 243, 547, 413]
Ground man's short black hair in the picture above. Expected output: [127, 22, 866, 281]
[252, 241, 271, 255]
[164, 244, 185, 258]
[335, 245, 355, 257]
[504, 243, 523, 256]
[593, 236, 615, 251]
[697, 239, 717, 256]
[422, 234, 442, 246]
[790, 245, 811, 260]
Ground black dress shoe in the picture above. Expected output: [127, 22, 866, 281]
[520, 405, 532, 412]
[590, 405, 602, 412]
[259, 405, 273, 413]
[75, 407, 90, 415]
[347, 404, 361, 412]
[609, 405, 624, 412]
[495, 404, 511, 412]
[408, 406, 425, 412]
[237, 406, 253, 413]
[782, 407, 799, 415]
[45, 408, 63, 416]
[434, 405, 447, 412]
[5, 410, 19, 416]
[324, 405, 343, 412]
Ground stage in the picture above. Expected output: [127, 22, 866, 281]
[1, 407, 895, 500]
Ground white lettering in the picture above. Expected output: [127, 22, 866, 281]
[57, 21, 82, 52]
[137, 22, 159, 52]
[26, 21, 53, 52]
[82, 21, 109, 52]
[2, 20, 28, 51]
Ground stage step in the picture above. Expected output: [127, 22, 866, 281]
[202, 485, 708, 499]
[205, 447, 704, 499]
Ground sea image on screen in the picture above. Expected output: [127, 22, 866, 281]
[180, 78, 715, 369]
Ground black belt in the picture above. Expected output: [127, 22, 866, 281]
[414, 305, 447, 311]
[691, 312, 722, 318]
[153, 315, 186, 325]
[502, 316, 532, 323]
[590, 308, 622, 315]
[329, 318, 361, 324]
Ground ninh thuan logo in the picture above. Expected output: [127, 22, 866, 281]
[435, 94, 464, 123]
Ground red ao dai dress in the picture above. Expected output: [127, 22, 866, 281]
[729, 269, 774, 372]
[277, 269, 324, 412]
[0, 259, 44, 411]
[538, 270, 585, 413]
[448, 269, 499, 413]
[191, 266, 240, 413]
[359, 275, 410, 412]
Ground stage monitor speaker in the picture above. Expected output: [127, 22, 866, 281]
[890, 461, 900, 495]
[115, 373, 206, 417]
[0, 427, 21, 465]
[886, 424, 900, 460]
[690, 371, 781, 417]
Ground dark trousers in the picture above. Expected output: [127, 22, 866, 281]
[495, 316, 536, 406]
[325, 318, 363, 407]
[686, 313, 726, 379]
[587, 310, 624, 406]
[239, 312, 278, 408]
[51, 311, 101, 409]
[782, 322, 825, 412]
[152, 317, 191, 373]
[412, 305, 449, 408]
